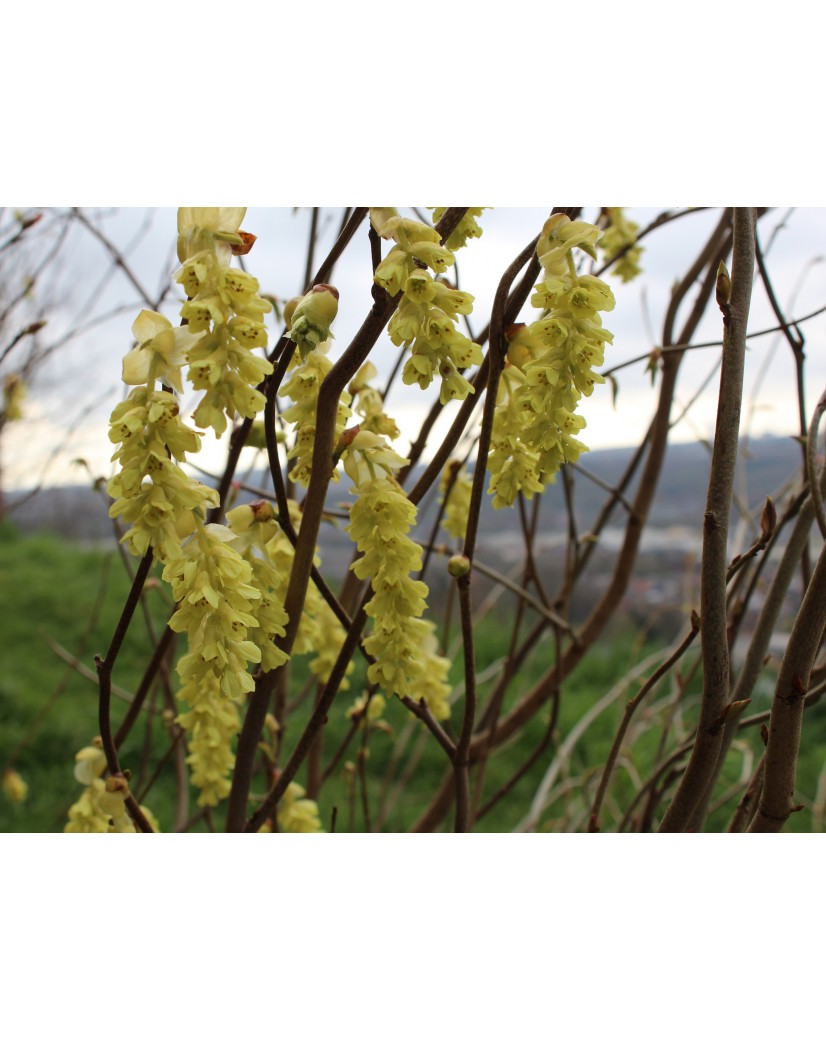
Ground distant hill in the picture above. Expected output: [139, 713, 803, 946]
[3, 434, 804, 546]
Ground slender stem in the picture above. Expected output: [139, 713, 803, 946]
[601, 301, 826, 379]
[750, 536, 826, 831]
[806, 387, 826, 538]
[302, 208, 320, 292]
[95, 549, 156, 833]
[659, 208, 756, 831]
[688, 488, 816, 829]
[728, 756, 765, 832]
[589, 615, 700, 832]
[114, 624, 175, 748]
[400, 696, 457, 761]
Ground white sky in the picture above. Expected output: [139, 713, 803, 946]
[4, 205, 826, 490]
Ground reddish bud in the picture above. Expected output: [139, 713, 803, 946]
[250, 499, 276, 523]
[760, 497, 776, 542]
[504, 323, 526, 341]
[716, 261, 732, 312]
[231, 230, 257, 255]
[312, 283, 339, 300]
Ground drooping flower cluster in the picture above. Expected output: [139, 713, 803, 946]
[165, 521, 263, 698]
[225, 501, 291, 673]
[103, 209, 287, 808]
[64, 743, 158, 833]
[108, 209, 275, 562]
[439, 460, 473, 540]
[175, 670, 241, 808]
[599, 207, 643, 283]
[487, 215, 615, 508]
[175, 209, 274, 436]
[258, 781, 324, 832]
[230, 497, 352, 692]
[162, 519, 266, 806]
[349, 361, 399, 440]
[486, 326, 548, 510]
[107, 370, 217, 560]
[277, 782, 324, 832]
[343, 430, 452, 719]
[279, 331, 350, 487]
[370, 208, 482, 404]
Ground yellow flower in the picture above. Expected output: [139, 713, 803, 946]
[277, 782, 324, 833]
[374, 246, 414, 296]
[65, 746, 159, 832]
[347, 693, 386, 723]
[374, 215, 479, 404]
[73, 744, 107, 785]
[2, 768, 27, 803]
[122, 310, 201, 393]
[177, 207, 246, 264]
[342, 429, 409, 485]
[431, 207, 486, 251]
[440, 462, 473, 539]
[600, 208, 644, 283]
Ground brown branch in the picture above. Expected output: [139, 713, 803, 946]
[806, 387, 826, 539]
[659, 208, 756, 832]
[750, 537, 826, 831]
[95, 549, 156, 833]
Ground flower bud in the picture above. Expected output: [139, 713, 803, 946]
[250, 499, 276, 524]
[282, 295, 303, 329]
[716, 261, 732, 311]
[288, 284, 340, 360]
[504, 323, 537, 370]
[246, 420, 267, 449]
[447, 554, 471, 578]
[231, 231, 257, 256]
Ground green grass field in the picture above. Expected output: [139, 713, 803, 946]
[2, 522, 824, 832]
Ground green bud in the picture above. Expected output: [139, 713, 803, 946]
[447, 554, 471, 578]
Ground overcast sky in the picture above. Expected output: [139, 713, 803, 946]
[4, 206, 826, 491]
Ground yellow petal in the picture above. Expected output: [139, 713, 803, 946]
[122, 347, 151, 386]
[132, 309, 172, 345]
